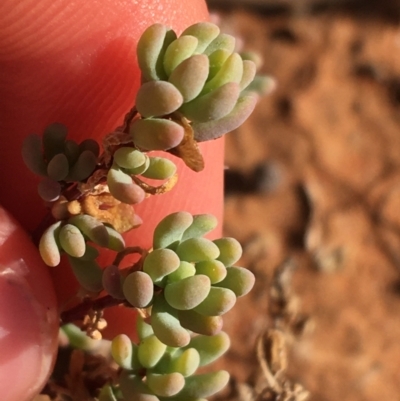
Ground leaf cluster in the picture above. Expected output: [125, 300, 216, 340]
[21, 20, 271, 401]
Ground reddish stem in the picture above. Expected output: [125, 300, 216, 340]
[60, 295, 129, 324]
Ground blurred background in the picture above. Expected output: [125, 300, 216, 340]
[204, 1, 400, 400]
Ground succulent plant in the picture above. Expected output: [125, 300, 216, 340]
[132, 22, 260, 150]
[21, 18, 271, 401]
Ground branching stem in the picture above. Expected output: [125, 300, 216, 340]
[60, 295, 130, 324]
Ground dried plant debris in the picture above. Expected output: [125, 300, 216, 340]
[249, 330, 309, 401]
[218, 259, 311, 401]
[40, 349, 118, 401]
[167, 116, 205, 172]
[234, 380, 309, 401]
[250, 261, 311, 401]
[227, 329, 309, 401]
[268, 259, 313, 339]
[259, 329, 288, 379]
[81, 310, 108, 340]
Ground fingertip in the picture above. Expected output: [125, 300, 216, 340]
[0, 0, 219, 351]
[0, 0, 210, 232]
[0, 206, 58, 401]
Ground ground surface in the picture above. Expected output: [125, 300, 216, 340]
[210, 6, 400, 401]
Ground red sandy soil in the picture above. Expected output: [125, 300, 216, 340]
[213, 8, 400, 401]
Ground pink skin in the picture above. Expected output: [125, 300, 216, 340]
[0, 207, 58, 401]
[0, 0, 225, 400]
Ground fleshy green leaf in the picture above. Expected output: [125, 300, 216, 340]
[180, 82, 240, 123]
[107, 165, 146, 204]
[137, 23, 177, 82]
[168, 55, 209, 102]
[123, 271, 154, 308]
[131, 118, 185, 151]
[136, 81, 183, 118]
[153, 212, 193, 250]
[192, 93, 258, 141]
[181, 22, 220, 54]
[163, 35, 199, 77]
[21, 134, 47, 176]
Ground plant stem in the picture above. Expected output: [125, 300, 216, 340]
[60, 295, 130, 324]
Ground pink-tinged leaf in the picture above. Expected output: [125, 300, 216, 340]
[193, 93, 258, 142]
[131, 118, 185, 151]
[180, 82, 240, 123]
